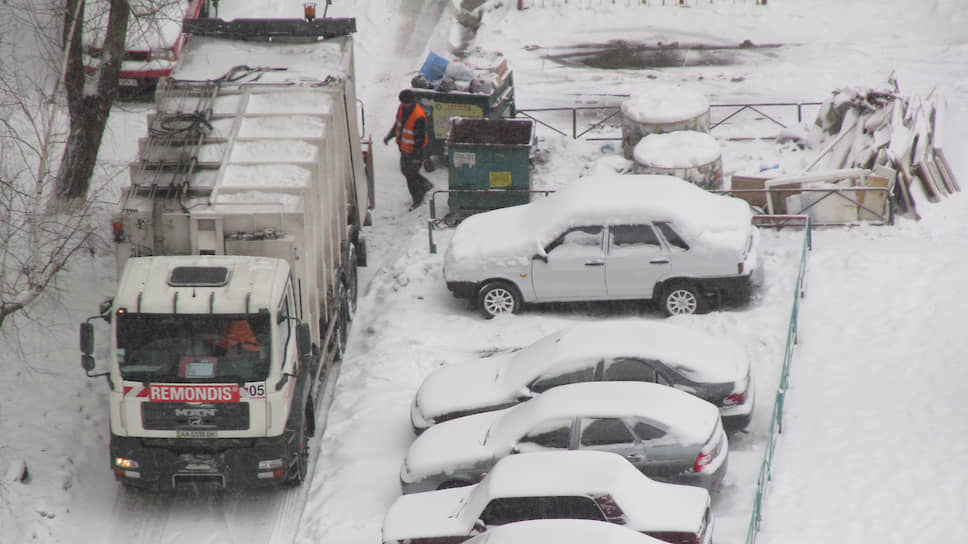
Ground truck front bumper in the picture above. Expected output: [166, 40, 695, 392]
[109, 433, 296, 490]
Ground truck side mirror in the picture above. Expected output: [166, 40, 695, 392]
[296, 323, 312, 360]
[80, 322, 94, 355]
[81, 354, 95, 372]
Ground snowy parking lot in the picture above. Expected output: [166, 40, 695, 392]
[2, 1, 968, 543]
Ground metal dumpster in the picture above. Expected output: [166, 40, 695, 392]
[410, 65, 515, 171]
[445, 117, 534, 224]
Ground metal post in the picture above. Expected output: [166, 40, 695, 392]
[428, 220, 437, 254]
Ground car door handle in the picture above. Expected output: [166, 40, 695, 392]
[584, 260, 605, 266]
[649, 258, 670, 265]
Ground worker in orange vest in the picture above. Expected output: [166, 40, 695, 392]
[384, 89, 434, 210]
[215, 319, 261, 354]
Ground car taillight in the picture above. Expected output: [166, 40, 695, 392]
[693, 451, 712, 473]
[111, 220, 123, 242]
[724, 390, 746, 406]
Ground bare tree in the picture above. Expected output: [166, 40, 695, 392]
[55, 0, 130, 203]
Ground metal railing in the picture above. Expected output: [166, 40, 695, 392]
[426, 188, 556, 254]
[515, 102, 822, 142]
[745, 214, 812, 544]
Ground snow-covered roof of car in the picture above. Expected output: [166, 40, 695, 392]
[502, 319, 748, 384]
[464, 451, 708, 533]
[491, 381, 720, 446]
[464, 518, 668, 544]
[445, 174, 753, 269]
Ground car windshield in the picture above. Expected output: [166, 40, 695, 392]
[116, 313, 270, 383]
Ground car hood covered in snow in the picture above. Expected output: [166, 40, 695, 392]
[403, 410, 505, 482]
[414, 355, 518, 425]
[382, 486, 478, 542]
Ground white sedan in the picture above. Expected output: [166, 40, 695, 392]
[384, 450, 713, 544]
[410, 319, 754, 433]
[443, 174, 760, 318]
[400, 381, 727, 494]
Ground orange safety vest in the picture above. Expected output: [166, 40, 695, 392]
[395, 103, 428, 153]
[217, 320, 260, 352]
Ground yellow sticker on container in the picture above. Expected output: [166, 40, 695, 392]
[490, 172, 512, 188]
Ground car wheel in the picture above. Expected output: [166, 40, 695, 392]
[661, 281, 706, 316]
[477, 282, 521, 319]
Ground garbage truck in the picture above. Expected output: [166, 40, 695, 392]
[79, 13, 373, 490]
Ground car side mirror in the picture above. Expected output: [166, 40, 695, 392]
[532, 253, 548, 264]
[472, 520, 486, 534]
[515, 388, 533, 402]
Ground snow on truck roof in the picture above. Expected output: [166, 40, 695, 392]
[447, 174, 753, 266]
[114, 256, 288, 314]
[172, 35, 352, 83]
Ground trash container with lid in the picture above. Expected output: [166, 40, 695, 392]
[445, 117, 534, 224]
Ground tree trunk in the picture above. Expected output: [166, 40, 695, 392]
[55, 0, 129, 201]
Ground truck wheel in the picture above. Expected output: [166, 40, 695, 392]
[287, 429, 309, 486]
[660, 281, 706, 316]
[477, 282, 521, 319]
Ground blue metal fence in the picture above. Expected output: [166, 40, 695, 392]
[745, 214, 812, 544]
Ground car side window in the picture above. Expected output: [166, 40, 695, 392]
[517, 418, 573, 450]
[579, 418, 635, 447]
[655, 222, 690, 251]
[632, 420, 669, 442]
[545, 226, 603, 255]
[608, 224, 662, 255]
[603, 357, 657, 382]
[530, 365, 596, 393]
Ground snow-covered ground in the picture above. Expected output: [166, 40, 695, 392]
[1, 0, 967, 543]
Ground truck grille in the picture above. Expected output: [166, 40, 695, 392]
[142, 402, 249, 431]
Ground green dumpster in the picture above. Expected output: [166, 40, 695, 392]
[445, 117, 534, 224]
[410, 70, 515, 171]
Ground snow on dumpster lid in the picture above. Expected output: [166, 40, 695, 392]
[633, 131, 721, 168]
[621, 85, 709, 124]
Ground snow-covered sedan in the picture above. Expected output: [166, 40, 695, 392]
[410, 319, 754, 434]
[400, 381, 727, 494]
[443, 174, 760, 318]
[462, 519, 670, 544]
[385, 450, 713, 544]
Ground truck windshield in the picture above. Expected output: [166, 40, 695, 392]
[116, 314, 271, 383]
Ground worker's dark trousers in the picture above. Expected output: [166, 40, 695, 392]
[400, 152, 433, 203]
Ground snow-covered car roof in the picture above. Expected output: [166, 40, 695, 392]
[464, 519, 668, 544]
[490, 381, 720, 447]
[445, 174, 753, 268]
[501, 319, 748, 385]
[464, 451, 708, 533]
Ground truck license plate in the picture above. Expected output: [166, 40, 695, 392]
[176, 430, 217, 439]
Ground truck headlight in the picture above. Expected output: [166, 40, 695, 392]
[114, 457, 139, 470]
